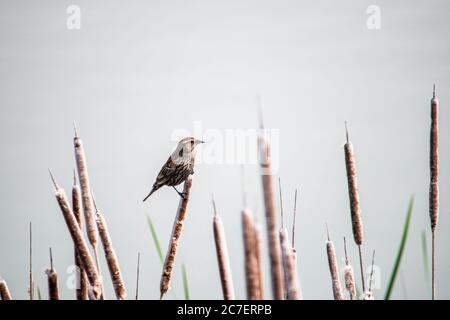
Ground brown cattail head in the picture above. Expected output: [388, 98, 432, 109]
[258, 110, 284, 299]
[0, 280, 12, 300]
[253, 223, 264, 299]
[49, 170, 101, 299]
[242, 209, 261, 300]
[430, 85, 439, 232]
[343, 237, 356, 300]
[95, 208, 127, 300]
[326, 226, 343, 300]
[212, 197, 235, 300]
[73, 123, 98, 247]
[280, 228, 301, 300]
[344, 123, 364, 245]
[160, 176, 193, 299]
[344, 265, 356, 300]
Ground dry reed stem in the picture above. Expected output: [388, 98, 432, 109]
[212, 197, 235, 300]
[73, 123, 98, 248]
[242, 209, 260, 300]
[326, 226, 343, 300]
[28, 221, 33, 300]
[430, 85, 439, 300]
[160, 176, 193, 300]
[72, 174, 88, 300]
[258, 123, 284, 300]
[0, 280, 12, 300]
[254, 223, 264, 299]
[95, 204, 127, 300]
[46, 248, 60, 300]
[49, 170, 101, 299]
[135, 252, 140, 300]
[280, 228, 301, 300]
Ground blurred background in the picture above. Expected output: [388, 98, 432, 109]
[1, 0, 449, 300]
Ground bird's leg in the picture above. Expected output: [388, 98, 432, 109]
[172, 186, 187, 200]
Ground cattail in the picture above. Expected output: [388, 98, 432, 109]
[94, 198, 127, 300]
[49, 170, 101, 299]
[280, 228, 301, 300]
[257, 105, 284, 300]
[73, 123, 101, 272]
[326, 225, 343, 300]
[46, 248, 60, 300]
[160, 176, 193, 299]
[0, 280, 12, 300]
[242, 209, 260, 300]
[72, 172, 88, 300]
[363, 250, 376, 300]
[212, 196, 235, 300]
[344, 122, 365, 291]
[429, 85, 439, 300]
[343, 237, 356, 300]
[253, 223, 264, 299]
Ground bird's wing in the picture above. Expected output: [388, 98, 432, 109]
[154, 156, 177, 186]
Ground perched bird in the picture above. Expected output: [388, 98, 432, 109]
[143, 137, 204, 201]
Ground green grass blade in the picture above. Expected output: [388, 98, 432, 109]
[181, 263, 190, 300]
[36, 286, 42, 300]
[384, 196, 414, 300]
[146, 215, 164, 265]
[421, 229, 430, 289]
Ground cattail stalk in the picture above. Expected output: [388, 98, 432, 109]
[72, 173, 89, 300]
[212, 197, 235, 300]
[242, 209, 260, 300]
[73, 123, 101, 286]
[94, 199, 127, 300]
[0, 280, 12, 300]
[135, 252, 140, 300]
[363, 250, 376, 300]
[46, 248, 60, 300]
[28, 221, 33, 300]
[343, 237, 356, 300]
[326, 226, 343, 300]
[49, 170, 101, 299]
[160, 176, 193, 299]
[280, 228, 301, 299]
[258, 106, 284, 300]
[254, 223, 264, 299]
[344, 123, 365, 291]
[429, 85, 439, 300]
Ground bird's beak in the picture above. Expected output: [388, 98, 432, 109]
[198, 140, 205, 144]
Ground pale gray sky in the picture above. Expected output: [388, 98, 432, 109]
[1, 0, 449, 300]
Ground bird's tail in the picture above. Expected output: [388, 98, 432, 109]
[143, 188, 156, 202]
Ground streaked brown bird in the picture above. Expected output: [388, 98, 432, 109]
[143, 137, 204, 201]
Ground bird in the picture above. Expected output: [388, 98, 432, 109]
[143, 137, 204, 201]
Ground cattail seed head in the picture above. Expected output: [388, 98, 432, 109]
[344, 265, 356, 300]
[326, 228, 343, 300]
[280, 228, 301, 300]
[242, 209, 261, 300]
[213, 204, 235, 300]
[430, 86, 439, 231]
[73, 127, 98, 248]
[344, 124, 364, 245]
[160, 176, 193, 299]
[96, 210, 127, 300]
[0, 280, 12, 300]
